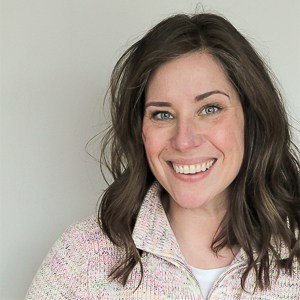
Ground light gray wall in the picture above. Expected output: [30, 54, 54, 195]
[1, 0, 299, 299]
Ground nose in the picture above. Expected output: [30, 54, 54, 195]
[171, 119, 203, 152]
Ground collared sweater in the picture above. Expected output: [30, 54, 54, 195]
[26, 182, 300, 299]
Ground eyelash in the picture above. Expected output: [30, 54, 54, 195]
[200, 104, 222, 115]
[149, 104, 222, 121]
[151, 111, 174, 120]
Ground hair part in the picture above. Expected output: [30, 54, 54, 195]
[98, 12, 300, 291]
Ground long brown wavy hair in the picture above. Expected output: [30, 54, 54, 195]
[98, 13, 300, 290]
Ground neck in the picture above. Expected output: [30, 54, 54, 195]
[167, 198, 238, 269]
[167, 192, 228, 231]
[168, 200, 226, 247]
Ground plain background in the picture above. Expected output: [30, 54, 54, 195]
[1, 0, 299, 299]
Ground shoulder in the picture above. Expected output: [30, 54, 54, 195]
[61, 215, 103, 242]
[55, 215, 117, 257]
[38, 215, 119, 278]
[54, 215, 123, 268]
[36, 215, 114, 271]
[26, 216, 119, 299]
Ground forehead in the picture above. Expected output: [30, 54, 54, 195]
[145, 52, 234, 100]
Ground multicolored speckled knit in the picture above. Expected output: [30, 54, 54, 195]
[26, 182, 300, 299]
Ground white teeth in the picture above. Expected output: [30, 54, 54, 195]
[183, 165, 189, 174]
[173, 160, 215, 175]
[190, 165, 196, 174]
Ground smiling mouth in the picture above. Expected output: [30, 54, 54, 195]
[171, 159, 216, 174]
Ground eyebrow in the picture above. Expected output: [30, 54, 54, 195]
[145, 90, 230, 108]
[195, 90, 230, 101]
[145, 101, 172, 108]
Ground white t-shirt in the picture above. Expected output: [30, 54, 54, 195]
[189, 265, 228, 299]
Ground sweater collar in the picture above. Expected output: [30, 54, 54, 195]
[132, 181, 292, 268]
[132, 181, 252, 266]
[132, 181, 186, 265]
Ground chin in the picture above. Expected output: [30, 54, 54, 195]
[170, 193, 211, 210]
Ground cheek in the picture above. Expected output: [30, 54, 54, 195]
[142, 125, 159, 157]
[142, 121, 171, 155]
[212, 119, 244, 155]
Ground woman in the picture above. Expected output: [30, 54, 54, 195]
[26, 13, 300, 299]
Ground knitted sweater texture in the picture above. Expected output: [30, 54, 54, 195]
[26, 182, 300, 299]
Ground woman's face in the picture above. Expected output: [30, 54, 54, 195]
[142, 52, 244, 211]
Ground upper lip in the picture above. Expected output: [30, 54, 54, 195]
[168, 158, 216, 165]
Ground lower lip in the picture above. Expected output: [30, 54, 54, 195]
[169, 162, 215, 182]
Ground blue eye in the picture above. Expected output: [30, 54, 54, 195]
[202, 105, 220, 115]
[152, 111, 174, 120]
